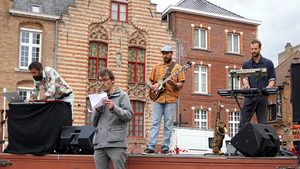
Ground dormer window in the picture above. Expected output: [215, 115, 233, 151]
[31, 6, 40, 13]
[30, 4, 41, 13]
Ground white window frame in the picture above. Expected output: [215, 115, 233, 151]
[111, 1, 128, 22]
[31, 5, 40, 13]
[228, 33, 239, 53]
[194, 28, 207, 49]
[18, 87, 33, 100]
[228, 69, 240, 89]
[228, 111, 240, 138]
[194, 109, 207, 129]
[194, 65, 207, 94]
[19, 28, 42, 69]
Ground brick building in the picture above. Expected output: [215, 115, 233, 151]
[1, 0, 179, 153]
[56, 0, 178, 153]
[269, 50, 300, 151]
[0, 0, 73, 146]
[162, 0, 261, 138]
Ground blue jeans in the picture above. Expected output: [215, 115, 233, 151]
[147, 102, 177, 151]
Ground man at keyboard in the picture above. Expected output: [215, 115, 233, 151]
[239, 40, 276, 129]
[24, 61, 74, 115]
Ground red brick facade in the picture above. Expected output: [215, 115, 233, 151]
[167, 11, 259, 132]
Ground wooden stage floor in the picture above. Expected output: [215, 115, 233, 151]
[0, 153, 297, 169]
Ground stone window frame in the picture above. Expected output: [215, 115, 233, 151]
[127, 100, 144, 138]
[18, 87, 33, 101]
[225, 30, 244, 55]
[127, 47, 146, 83]
[227, 68, 241, 90]
[228, 111, 240, 138]
[85, 98, 92, 126]
[194, 109, 208, 129]
[191, 24, 211, 51]
[88, 42, 108, 79]
[19, 28, 42, 70]
[268, 104, 277, 121]
[111, 0, 128, 22]
[193, 64, 208, 94]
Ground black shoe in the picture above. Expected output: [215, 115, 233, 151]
[142, 148, 155, 155]
[162, 149, 171, 155]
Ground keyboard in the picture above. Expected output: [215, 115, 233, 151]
[217, 87, 278, 96]
[230, 68, 267, 78]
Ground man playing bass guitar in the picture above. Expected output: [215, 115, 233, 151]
[143, 46, 186, 155]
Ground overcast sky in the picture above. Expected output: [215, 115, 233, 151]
[151, 0, 300, 67]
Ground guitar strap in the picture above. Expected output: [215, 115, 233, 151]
[163, 62, 176, 80]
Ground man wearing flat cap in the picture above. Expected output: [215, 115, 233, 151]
[143, 46, 185, 155]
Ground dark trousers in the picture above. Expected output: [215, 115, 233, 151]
[239, 95, 268, 129]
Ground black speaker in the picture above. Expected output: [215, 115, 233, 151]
[57, 126, 96, 154]
[291, 62, 300, 122]
[231, 123, 280, 157]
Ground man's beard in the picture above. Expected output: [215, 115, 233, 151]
[252, 52, 260, 58]
[164, 57, 172, 63]
[33, 72, 43, 81]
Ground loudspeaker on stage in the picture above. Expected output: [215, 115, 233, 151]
[291, 62, 300, 122]
[230, 123, 280, 157]
[57, 126, 96, 154]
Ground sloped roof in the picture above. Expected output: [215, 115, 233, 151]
[176, 0, 244, 18]
[275, 50, 300, 86]
[13, 0, 75, 16]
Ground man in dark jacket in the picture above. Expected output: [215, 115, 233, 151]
[91, 68, 133, 169]
[239, 40, 276, 129]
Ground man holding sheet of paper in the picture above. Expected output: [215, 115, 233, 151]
[91, 68, 133, 169]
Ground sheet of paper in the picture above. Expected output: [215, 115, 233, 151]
[89, 93, 108, 109]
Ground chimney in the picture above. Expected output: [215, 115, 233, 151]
[285, 43, 292, 59]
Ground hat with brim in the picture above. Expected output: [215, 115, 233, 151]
[161, 46, 173, 52]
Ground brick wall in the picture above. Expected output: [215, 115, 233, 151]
[0, 0, 57, 146]
[57, 0, 176, 153]
[0, 2, 56, 107]
[169, 11, 258, 130]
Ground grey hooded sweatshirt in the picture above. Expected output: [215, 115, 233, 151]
[91, 87, 133, 149]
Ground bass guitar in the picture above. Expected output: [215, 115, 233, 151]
[149, 61, 192, 101]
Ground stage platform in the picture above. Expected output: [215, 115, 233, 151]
[0, 153, 297, 169]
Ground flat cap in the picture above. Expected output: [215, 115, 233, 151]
[161, 46, 173, 52]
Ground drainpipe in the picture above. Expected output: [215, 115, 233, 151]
[177, 41, 181, 127]
[54, 20, 58, 70]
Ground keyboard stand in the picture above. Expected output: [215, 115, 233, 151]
[228, 69, 264, 156]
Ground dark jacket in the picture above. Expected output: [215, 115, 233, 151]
[91, 87, 133, 149]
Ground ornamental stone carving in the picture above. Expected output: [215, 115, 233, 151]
[129, 31, 146, 46]
[87, 79, 101, 94]
[89, 24, 109, 41]
[127, 82, 147, 98]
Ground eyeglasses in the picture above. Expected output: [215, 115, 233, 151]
[98, 78, 110, 83]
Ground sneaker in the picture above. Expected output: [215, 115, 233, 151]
[142, 148, 155, 155]
[162, 149, 171, 155]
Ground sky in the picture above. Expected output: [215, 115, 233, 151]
[150, 0, 300, 67]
